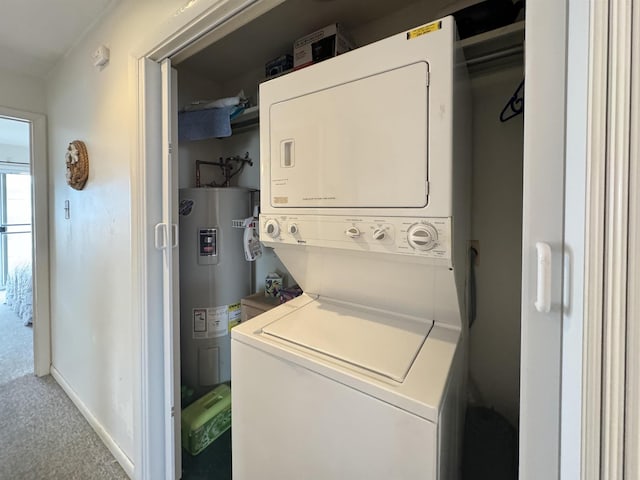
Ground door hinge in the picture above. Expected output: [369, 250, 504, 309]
[168, 143, 173, 155]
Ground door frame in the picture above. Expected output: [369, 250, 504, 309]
[132, 2, 278, 478]
[132, 1, 582, 479]
[0, 106, 51, 377]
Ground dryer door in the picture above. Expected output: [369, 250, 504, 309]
[268, 61, 430, 209]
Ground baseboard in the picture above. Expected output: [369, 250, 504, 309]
[50, 366, 135, 479]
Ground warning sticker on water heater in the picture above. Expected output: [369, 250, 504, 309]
[406, 21, 441, 40]
[192, 305, 230, 339]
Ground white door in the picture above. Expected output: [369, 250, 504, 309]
[160, 58, 181, 480]
[519, 1, 567, 479]
[137, 57, 180, 480]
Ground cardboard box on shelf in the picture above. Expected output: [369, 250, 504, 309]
[265, 54, 293, 78]
[293, 23, 355, 69]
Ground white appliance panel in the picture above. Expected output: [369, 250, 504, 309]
[232, 339, 437, 480]
[262, 298, 434, 382]
[269, 61, 429, 209]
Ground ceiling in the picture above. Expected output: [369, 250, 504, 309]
[0, 0, 118, 79]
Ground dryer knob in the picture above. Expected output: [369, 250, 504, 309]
[407, 223, 438, 251]
[345, 226, 361, 238]
[372, 228, 386, 240]
[288, 223, 298, 235]
[265, 219, 280, 238]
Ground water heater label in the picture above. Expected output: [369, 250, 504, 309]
[192, 305, 231, 339]
[199, 228, 218, 257]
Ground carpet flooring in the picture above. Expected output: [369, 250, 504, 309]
[0, 301, 33, 384]
[0, 374, 129, 479]
[0, 298, 128, 479]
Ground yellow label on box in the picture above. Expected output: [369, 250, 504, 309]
[407, 21, 442, 40]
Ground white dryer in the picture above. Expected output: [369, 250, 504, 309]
[232, 16, 470, 480]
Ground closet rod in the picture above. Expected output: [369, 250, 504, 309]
[465, 45, 524, 67]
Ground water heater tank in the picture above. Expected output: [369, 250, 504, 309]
[179, 187, 251, 395]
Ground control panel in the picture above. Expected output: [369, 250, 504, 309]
[259, 214, 452, 262]
[198, 227, 219, 265]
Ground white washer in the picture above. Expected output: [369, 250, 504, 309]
[232, 16, 470, 480]
[232, 293, 464, 480]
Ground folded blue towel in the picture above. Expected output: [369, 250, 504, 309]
[178, 106, 234, 141]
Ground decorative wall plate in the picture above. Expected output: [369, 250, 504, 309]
[65, 140, 89, 190]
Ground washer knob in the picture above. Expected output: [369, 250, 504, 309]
[288, 223, 298, 235]
[372, 228, 386, 240]
[407, 223, 438, 251]
[346, 226, 361, 238]
[264, 219, 280, 238]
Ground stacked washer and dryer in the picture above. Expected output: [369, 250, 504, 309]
[232, 17, 470, 480]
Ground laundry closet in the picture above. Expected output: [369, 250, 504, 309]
[167, 0, 525, 478]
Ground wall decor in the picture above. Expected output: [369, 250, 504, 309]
[65, 140, 89, 190]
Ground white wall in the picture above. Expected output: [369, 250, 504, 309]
[44, 0, 205, 464]
[0, 68, 45, 114]
[469, 65, 524, 427]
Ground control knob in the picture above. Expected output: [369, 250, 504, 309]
[264, 219, 280, 238]
[372, 228, 386, 240]
[288, 223, 299, 235]
[345, 226, 361, 238]
[407, 223, 438, 251]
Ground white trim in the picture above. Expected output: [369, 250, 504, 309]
[581, 0, 608, 477]
[132, 56, 169, 480]
[131, 54, 150, 480]
[561, 0, 590, 477]
[51, 366, 134, 479]
[625, 1, 640, 476]
[160, 58, 177, 480]
[133, 3, 287, 478]
[601, 0, 632, 477]
[0, 106, 51, 378]
[137, 0, 261, 61]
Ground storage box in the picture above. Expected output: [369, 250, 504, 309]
[293, 23, 355, 69]
[265, 54, 293, 78]
[265, 273, 283, 297]
[181, 384, 232, 456]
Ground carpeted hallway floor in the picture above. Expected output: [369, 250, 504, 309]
[0, 300, 32, 384]
[0, 303, 128, 479]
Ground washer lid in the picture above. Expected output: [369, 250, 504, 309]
[262, 299, 433, 382]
